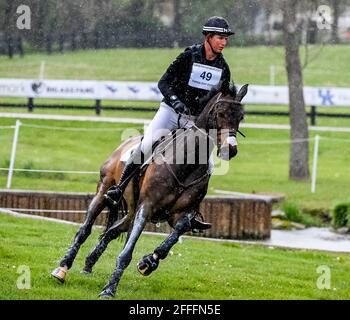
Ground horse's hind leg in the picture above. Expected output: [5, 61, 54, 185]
[99, 204, 148, 298]
[137, 214, 192, 276]
[82, 215, 132, 273]
[51, 181, 109, 282]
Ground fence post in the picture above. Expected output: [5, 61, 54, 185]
[17, 37, 24, 57]
[28, 98, 34, 112]
[59, 34, 64, 53]
[311, 134, 320, 193]
[95, 99, 101, 115]
[310, 105, 317, 126]
[71, 33, 76, 51]
[7, 120, 22, 189]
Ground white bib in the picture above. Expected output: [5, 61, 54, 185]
[188, 63, 222, 91]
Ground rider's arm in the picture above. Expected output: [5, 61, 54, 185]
[158, 50, 192, 101]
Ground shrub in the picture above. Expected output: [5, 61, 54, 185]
[282, 201, 303, 223]
[332, 202, 350, 228]
[281, 201, 324, 227]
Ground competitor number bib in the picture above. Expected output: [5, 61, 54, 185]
[188, 63, 222, 91]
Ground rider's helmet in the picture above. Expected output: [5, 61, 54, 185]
[202, 16, 235, 36]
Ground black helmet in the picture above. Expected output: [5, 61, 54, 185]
[202, 16, 234, 36]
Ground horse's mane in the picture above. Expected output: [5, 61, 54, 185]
[220, 82, 237, 99]
[199, 82, 237, 107]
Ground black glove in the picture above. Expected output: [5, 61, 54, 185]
[169, 95, 189, 115]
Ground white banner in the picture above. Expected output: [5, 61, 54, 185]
[0, 79, 350, 107]
[245, 85, 350, 107]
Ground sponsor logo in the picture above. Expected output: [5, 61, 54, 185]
[31, 81, 45, 94]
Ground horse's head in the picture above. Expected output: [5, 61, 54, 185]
[200, 84, 248, 160]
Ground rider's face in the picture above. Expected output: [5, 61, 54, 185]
[208, 34, 228, 53]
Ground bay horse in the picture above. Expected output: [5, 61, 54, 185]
[51, 84, 248, 298]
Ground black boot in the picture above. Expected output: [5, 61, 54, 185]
[104, 144, 144, 206]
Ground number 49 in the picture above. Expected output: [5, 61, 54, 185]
[200, 71, 212, 81]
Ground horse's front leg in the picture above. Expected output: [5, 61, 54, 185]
[137, 214, 192, 276]
[51, 181, 109, 283]
[99, 204, 148, 298]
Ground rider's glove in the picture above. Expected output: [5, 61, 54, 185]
[169, 95, 189, 115]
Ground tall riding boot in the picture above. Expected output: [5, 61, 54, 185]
[104, 144, 144, 206]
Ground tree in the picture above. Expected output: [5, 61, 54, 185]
[282, 0, 310, 180]
[331, 0, 340, 43]
[2, 0, 15, 58]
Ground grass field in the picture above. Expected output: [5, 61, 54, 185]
[1, 213, 349, 300]
[1, 45, 350, 87]
[1, 46, 350, 211]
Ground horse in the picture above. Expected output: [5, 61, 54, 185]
[51, 84, 248, 298]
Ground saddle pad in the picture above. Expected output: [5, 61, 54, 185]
[120, 144, 138, 163]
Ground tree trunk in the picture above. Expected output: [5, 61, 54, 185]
[331, 0, 340, 44]
[282, 0, 309, 180]
[3, 0, 13, 58]
[173, 0, 181, 46]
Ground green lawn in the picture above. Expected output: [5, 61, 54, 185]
[0, 213, 349, 300]
[1, 45, 350, 87]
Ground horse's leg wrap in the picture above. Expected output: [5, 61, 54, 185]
[137, 215, 191, 276]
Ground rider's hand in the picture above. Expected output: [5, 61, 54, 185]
[173, 100, 189, 114]
[170, 95, 189, 115]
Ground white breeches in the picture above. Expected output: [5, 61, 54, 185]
[140, 102, 196, 155]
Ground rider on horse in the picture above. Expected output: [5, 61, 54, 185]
[105, 16, 235, 206]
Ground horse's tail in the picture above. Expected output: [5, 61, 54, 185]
[100, 197, 128, 240]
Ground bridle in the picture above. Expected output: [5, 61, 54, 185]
[192, 92, 245, 139]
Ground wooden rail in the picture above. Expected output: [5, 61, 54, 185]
[0, 190, 276, 239]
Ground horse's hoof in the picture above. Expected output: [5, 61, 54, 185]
[80, 268, 92, 275]
[98, 288, 115, 299]
[137, 254, 159, 276]
[51, 267, 67, 283]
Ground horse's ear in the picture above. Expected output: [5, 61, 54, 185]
[236, 84, 249, 102]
